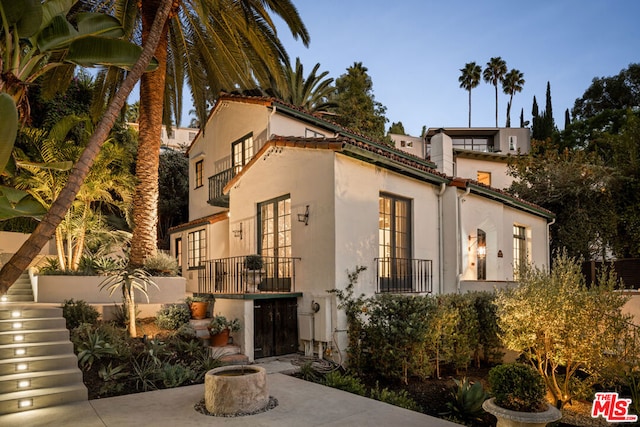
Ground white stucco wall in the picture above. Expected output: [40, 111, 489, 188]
[449, 189, 550, 293]
[455, 157, 513, 189]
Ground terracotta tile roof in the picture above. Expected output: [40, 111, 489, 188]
[168, 212, 228, 233]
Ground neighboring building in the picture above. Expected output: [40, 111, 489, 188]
[127, 123, 199, 150]
[389, 133, 426, 158]
[169, 94, 554, 362]
[426, 127, 531, 189]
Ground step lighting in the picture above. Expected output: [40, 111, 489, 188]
[18, 399, 33, 409]
[12, 322, 23, 329]
[1, 295, 7, 302]
[14, 334, 24, 342]
[14, 348, 26, 356]
[17, 380, 30, 389]
[11, 310, 21, 318]
[16, 363, 28, 371]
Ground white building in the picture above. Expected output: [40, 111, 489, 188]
[169, 94, 554, 362]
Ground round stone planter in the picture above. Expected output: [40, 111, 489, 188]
[483, 398, 562, 427]
[204, 365, 268, 415]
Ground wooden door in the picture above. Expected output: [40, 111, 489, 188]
[254, 298, 298, 359]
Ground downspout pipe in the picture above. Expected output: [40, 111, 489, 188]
[456, 184, 471, 293]
[436, 183, 446, 294]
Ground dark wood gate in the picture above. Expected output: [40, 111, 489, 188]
[254, 297, 298, 359]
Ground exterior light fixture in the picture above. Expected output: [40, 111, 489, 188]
[16, 363, 28, 371]
[15, 348, 26, 356]
[18, 399, 32, 408]
[11, 310, 21, 318]
[232, 222, 243, 240]
[12, 322, 23, 329]
[297, 205, 310, 225]
[18, 380, 30, 389]
[477, 245, 487, 258]
[14, 334, 24, 342]
[1, 295, 7, 302]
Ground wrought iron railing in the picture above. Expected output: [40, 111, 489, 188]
[375, 257, 432, 293]
[208, 168, 234, 206]
[198, 256, 301, 294]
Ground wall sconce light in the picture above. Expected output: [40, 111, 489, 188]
[497, 250, 503, 258]
[297, 205, 310, 225]
[477, 244, 487, 258]
[232, 222, 243, 240]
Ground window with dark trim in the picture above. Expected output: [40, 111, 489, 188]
[187, 229, 206, 268]
[232, 133, 254, 175]
[195, 160, 203, 188]
[378, 193, 412, 291]
[513, 225, 527, 278]
[477, 229, 486, 280]
[175, 237, 183, 269]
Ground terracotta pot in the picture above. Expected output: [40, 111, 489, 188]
[189, 301, 209, 320]
[210, 328, 230, 346]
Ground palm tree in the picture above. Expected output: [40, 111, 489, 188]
[458, 62, 482, 127]
[0, 0, 173, 294]
[85, 0, 310, 266]
[15, 117, 135, 271]
[270, 57, 336, 114]
[483, 57, 507, 127]
[502, 69, 525, 127]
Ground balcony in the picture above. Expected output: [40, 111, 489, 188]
[375, 257, 432, 293]
[198, 256, 301, 295]
[208, 168, 234, 207]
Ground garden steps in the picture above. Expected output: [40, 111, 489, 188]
[3, 272, 34, 302]
[0, 303, 87, 415]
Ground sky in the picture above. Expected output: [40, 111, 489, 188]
[254, 0, 640, 136]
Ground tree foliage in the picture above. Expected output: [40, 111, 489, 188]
[157, 148, 188, 249]
[495, 253, 633, 408]
[458, 62, 481, 127]
[508, 141, 615, 259]
[332, 62, 389, 143]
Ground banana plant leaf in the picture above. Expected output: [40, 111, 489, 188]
[0, 94, 18, 174]
[0, 0, 42, 37]
[67, 37, 159, 71]
[0, 186, 46, 220]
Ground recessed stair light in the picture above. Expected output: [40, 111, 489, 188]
[17, 380, 30, 389]
[18, 399, 32, 408]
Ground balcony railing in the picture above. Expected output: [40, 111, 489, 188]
[198, 256, 301, 294]
[208, 168, 234, 207]
[375, 257, 432, 293]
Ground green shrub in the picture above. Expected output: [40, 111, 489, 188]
[76, 327, 118, 370]
[156, 304, 190, 330]
[143, 251, 179, 276]
[370, 382, 421, 411]
[322, 371, 367, 396]
[488, 363, 546, 412]
[61, 299, 100, 329]
[158, 363, 196, 388]
[445, 377, 489, 424]
[495, 252, 632, 408]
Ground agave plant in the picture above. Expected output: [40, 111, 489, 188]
[445, 377, 489, 424]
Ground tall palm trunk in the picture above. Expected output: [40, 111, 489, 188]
[129, 0, 170, 267]
[467, 89, 472, 127]
[494, 85, 499, 127]
[0, 0, 173, 294]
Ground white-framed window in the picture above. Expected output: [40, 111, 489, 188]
[187, 229, 206, 268]
[305, 128, 325, 138]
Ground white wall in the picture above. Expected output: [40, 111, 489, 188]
[455, 157, 513, 189]
[450, 189, 550, 292]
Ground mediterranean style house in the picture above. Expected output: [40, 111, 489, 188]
[169, 93, 554, 362]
